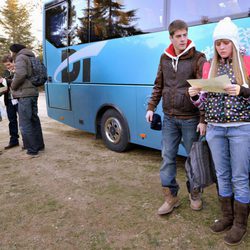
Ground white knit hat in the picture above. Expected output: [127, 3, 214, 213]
[213, 17, 240, 50]
[212, 17, 248, 87]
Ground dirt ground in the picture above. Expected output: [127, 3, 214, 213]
[0, 92, 249, 250]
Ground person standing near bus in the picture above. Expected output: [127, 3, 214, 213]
[9, 44, 45, 158]
[0, 55, 20, 150]
[146, 20, 207, 215]
[188, 17, 249, 246]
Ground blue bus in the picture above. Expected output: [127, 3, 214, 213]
[43, 0, 250, 154]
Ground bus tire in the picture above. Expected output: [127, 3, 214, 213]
[101, 109, 130, 152]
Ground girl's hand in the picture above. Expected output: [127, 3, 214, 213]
[188, 86, 201, 97]
[224, 84, 240, 96]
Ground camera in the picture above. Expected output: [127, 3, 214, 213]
[150, 113, 162, 130]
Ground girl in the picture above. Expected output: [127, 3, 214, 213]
[188, 17, 249, 246]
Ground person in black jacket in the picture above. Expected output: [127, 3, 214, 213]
[0, 55, 20, 149]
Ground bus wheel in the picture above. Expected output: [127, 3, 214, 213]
[101, 109, 130, 152]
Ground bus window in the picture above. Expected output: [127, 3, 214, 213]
[45, 1, 68, 48]
[169, 0, 250, 25]
[70, 0, 89, 45]
[85, 0, 165, 42]
[124, 0, 166, 32]
[69, 0, 166, 44]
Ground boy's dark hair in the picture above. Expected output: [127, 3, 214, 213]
[168, 20, 188, 37]
[9, 44, 26, 53]
[2, 54, 13, 63]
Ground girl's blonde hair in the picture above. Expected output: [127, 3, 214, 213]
[209, 42, 249, 86]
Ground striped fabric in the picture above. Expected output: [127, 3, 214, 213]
[185, 137, 217, 191]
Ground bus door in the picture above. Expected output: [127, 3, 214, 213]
[44, 0, 72, 111]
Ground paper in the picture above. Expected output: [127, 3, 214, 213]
[187, 75, 231, 93]
[11, 99, 18, 105]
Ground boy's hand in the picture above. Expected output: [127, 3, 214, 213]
[197, 123, 206, 136]
[146, 110, 154, 122]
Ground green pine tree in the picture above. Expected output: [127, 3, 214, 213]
[78, 0, 140, 43]
[0, 0, 34, 55]
[91, 0, 139, 40]
[0, 0, 35, 73]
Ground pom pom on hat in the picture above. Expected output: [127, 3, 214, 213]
[9, 44, 26, 53]
[213, 17, 240, 50]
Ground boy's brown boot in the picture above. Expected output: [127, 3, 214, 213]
[189, 188, 203, 211]
[158, 187, 180, 215]
[224, 201, 249, 246]
[210, 196, 234, 233]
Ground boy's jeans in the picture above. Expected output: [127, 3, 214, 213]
[206, 124, 250, 204]
[18, 97, 44, 155]
[160, 114, 199, 196]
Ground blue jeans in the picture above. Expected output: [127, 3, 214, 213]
[18, 97, 44, 155]
[6, 99, 19, 145]
[160, 114, 199, 196]
[206, 124, 250, 204]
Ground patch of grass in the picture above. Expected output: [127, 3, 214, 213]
[142, 164, 159, 173]
[94, 182, 123, 196]
[146, 232, 162, 247]
[25, 197, 64, 214]
[88, 231, 112, 250]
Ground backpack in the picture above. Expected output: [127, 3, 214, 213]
[28, 56, 47, 87]
[185, 136, 217, 191]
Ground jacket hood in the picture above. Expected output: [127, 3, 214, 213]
[17, 48, 35, 57]
[164, 40, 195, 72]
[165, 39, 194, 58]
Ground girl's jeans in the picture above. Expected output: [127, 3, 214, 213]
[206, 124, 250, 204]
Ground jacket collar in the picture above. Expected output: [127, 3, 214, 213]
[164, 39, 195, 72]
[164, 39, 194, 59]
